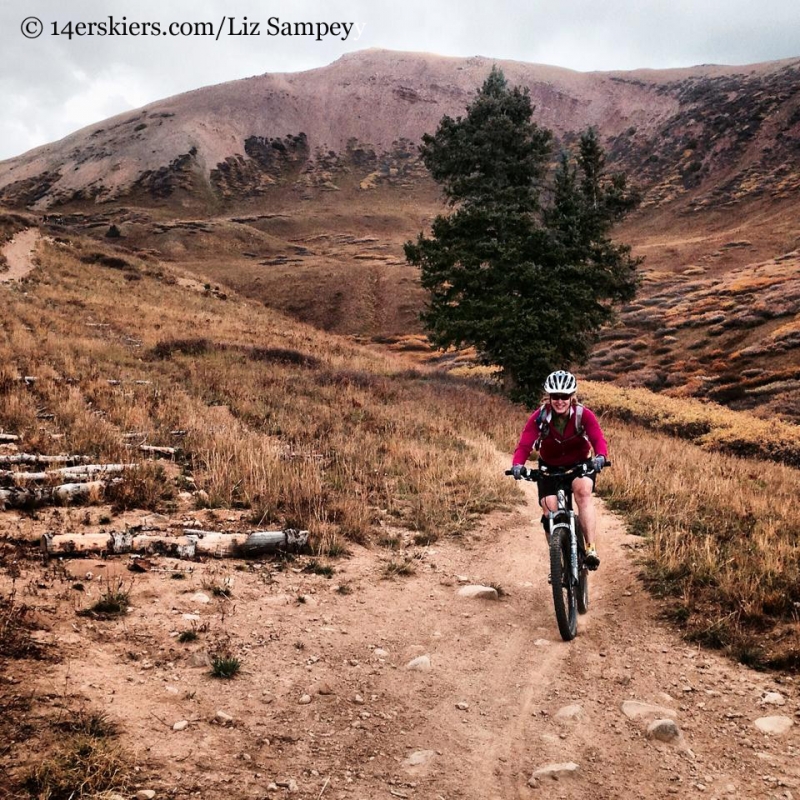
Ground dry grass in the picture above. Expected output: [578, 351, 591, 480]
[19, 709, 131, 800]
[0, 236, 518, 548]
[6, 229, 800, 674]
[0, 588, 50, 661]
[600, 419, 800, 669]
[582, 379, 800, 467]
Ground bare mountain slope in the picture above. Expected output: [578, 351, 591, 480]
[3, 49, 800, 214]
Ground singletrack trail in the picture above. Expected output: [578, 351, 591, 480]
[0, 228, 42, 282]
[1, 445, 797, 799]
[333, 450, 799, 800]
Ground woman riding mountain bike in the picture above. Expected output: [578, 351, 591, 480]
[510, 370, 608, 570]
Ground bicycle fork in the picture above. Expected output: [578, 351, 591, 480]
[546, 490, 580, 585]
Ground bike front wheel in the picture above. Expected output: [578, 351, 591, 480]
[577, 567, 589, 615]
[549, 524, 578, 640]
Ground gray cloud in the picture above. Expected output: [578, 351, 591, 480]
[1, 0, 799, 160]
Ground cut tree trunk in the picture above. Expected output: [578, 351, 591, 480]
[137, 445, 177, 457]
[1, 464, 135, 484]
[0, 455, 92, 466]
[41, 529, 309, 558]
[0, 481, 105, 510]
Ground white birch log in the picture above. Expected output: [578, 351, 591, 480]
[52, 481, 106, 503]
[0, 454, 91, 466]
[130, 534, 197, 558]
[184, 528, 309, 556]
[138, 445, 177, 457]
[1, 464, 134, 484]
[41, 532, 114, 556]
[42, 531, 195, 558]
[57, 464, 135, 478]
[41, 528, 308, 558]
[0, 434, 21, 443]
[0, 481, 105, 510]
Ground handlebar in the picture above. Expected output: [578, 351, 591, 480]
[505, 460, 611, 482]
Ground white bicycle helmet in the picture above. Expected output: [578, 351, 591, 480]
[543, 370, 577, 395]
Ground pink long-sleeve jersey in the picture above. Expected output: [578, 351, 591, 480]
[512, 404, 608, 467]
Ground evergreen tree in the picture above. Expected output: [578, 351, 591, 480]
[405, 70, 641, 404]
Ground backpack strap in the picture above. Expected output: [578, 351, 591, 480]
[534, 404, 550, 451]
[574, 403, 585, 437]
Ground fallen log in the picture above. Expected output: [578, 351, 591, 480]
[57, 464, 134, 478]
[0, 481, 105, 510]
[0, 434, 21, 443]
[138, 445, 177, 457]
[41, 528, 309, 558]
[1, 464, 135, 484]
[42, 531, 196, 558]
[0, 454, 92, 466]
[183, 528, 309, 556]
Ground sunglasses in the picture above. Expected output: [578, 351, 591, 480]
[549, 394, 572, 401]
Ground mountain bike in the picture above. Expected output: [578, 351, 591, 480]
[506, 461, 607, 641]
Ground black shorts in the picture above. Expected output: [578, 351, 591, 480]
[536, 459, 596, 504]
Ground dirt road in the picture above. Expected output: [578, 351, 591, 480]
[0, 227, 41, 282]
[2, 463, 798, 799]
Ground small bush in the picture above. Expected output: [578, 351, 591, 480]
[202, 575, 233, 598]
[21, 710, 129, 800]
[150, 337, 212, 359]
[54, 709, 117, 739]
[0, 592, 49, 660]
[79, 579, 130, 617]
[248, 346, 320, 368]
[79, 251, 132, 270]
[383, 558, 416, 578]
[302, 559, 335, 577]
[210, 654, 241, 679]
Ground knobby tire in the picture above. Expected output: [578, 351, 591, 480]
[549, 524, 577, 641]
[577, 567, 589, 615]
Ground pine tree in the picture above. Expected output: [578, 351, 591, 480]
[405, 70, 640, 404]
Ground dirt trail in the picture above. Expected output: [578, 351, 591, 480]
[0, 228, 42, 282]
[2, 449, 798, 799]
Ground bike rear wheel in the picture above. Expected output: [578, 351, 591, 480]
[549, 525, 578, 640]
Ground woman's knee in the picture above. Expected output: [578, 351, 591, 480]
[572, 481, 593, 503]
[540, 496, 558, 513]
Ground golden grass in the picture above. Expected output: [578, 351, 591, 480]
[0, 236, 518, 545]
[582, 379, 800, 466]
[600, 420, 800, 668]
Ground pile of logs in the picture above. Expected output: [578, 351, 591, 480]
[41, 528, 309, 559]
[0, 455, 134, 510]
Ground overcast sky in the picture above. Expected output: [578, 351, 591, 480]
[2, 0, 800, 161]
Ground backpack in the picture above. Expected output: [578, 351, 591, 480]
[534, 403, 585, 451]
